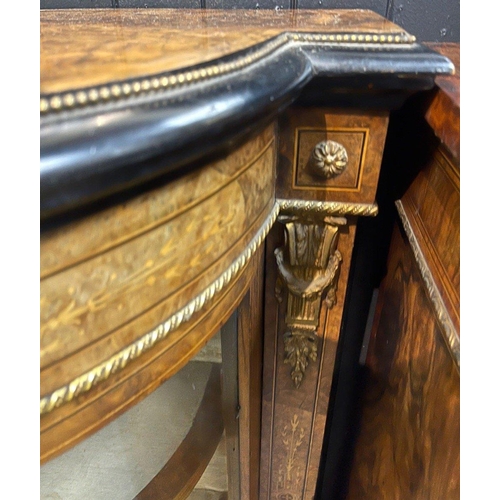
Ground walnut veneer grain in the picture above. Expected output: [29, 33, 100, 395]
[424, 43, 460, 161]
[41, 9, 411, 95]
[277, 108, 389, 205]
[401, 145, 460, 337]
[40, 125, 276, 463]
[236, 249, 265, 500]
[346, 225, 460, 499]
[345, 43, 460, 499]
[260, 219, 357, 500]
[39, 11, 454, 499]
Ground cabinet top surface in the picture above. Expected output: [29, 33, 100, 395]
[40, 8, 411, 95]
[40, 9, 453, 222]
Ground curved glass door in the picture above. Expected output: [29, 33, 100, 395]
[41, 314, 239, 500]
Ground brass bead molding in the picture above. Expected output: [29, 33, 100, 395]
[278, 199, 378, 217]
[395, 200, 460, 370]
[311, 140, 348, 178]
[275, 215, 346, 387]
[40, 202, 280, 416]
[40, 31, 415, 115]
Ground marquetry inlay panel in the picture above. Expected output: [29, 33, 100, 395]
[260, 219, 357, 500]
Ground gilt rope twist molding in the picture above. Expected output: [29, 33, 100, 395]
[40, 203, 280, 416]
[40, 198, 379, 414]
[40, 31, 416, 114]
[275, 215, 346, 387]
[278, 199, 378, 217]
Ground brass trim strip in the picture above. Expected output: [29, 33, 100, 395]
[395, 200, 460, 369]
[278, 199, 378, 217]
[40, 202, 280, 416]
[40, 31, 415, 114]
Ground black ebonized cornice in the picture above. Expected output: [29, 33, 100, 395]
[40, 36, 453, 220]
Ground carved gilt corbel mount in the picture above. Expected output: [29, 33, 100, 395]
[275, 215, 346, 388]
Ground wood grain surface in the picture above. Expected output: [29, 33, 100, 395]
[236, 248, 265, 500]
[39, 14, 457, 499]
[400, 144, 460, 337]
[41, 241, 265, 464]
[41, 124, 274, 373]
[260, 218, 357, 500]
[40, 124, 276, 463]
[345, 62, 460, 497]
[276, 108, 389, 205]
[423, 43, 460, 160]
[40, 9, 411, 94]
[346, 225, 460, 499]
[40, 124, 275, 278]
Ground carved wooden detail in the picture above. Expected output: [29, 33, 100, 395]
[275, 215, 346, 387]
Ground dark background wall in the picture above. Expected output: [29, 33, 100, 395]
[41, 0, 459, 43]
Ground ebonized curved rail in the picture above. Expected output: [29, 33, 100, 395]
[40, 34, 452, 219]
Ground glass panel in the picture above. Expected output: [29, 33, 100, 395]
[41, 313, 239, 500]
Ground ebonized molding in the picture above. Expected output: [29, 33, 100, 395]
[40, 32, 452, 219]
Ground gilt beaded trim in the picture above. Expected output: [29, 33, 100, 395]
[40, 31, 416, 115]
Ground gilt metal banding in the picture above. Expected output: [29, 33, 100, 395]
[40, 202, 280, 415]
[40, 31, 416, 114]
[278, 199, 378, 217]
[395, 200, 460, 369]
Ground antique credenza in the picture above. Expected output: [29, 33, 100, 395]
[40, 9, 453, 500]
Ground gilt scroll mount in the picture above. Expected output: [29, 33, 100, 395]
[275, 215, 345, 387]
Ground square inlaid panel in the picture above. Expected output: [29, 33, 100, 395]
[277, 108, 389, 204]
[294, 128, 367, 191]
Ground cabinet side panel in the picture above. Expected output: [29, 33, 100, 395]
[346, 225, 460, 499]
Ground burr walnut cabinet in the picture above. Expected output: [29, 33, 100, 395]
[39, 9, 453, 500]
[345, 43, 460, 499]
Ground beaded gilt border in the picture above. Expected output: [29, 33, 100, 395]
[395, 200, 460, 369]
[278, 199, 379, 217]
[40, 202, 280, 416]
[40, 31, 416, 115]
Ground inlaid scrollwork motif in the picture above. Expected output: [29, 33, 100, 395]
[40, 203, 280, 415]
[275, 215, 345, 387]
[311, 140, 348, 178]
